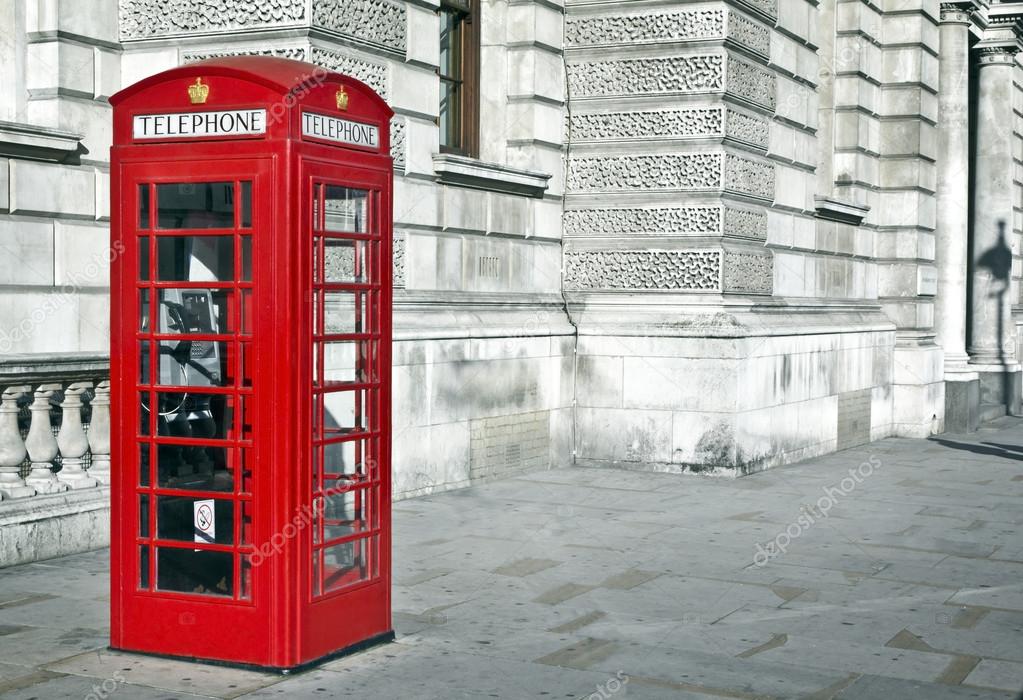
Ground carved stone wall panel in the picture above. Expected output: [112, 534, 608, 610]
[722, 207, 768, 240]
[722, 250, 773, 294]
[723, 154, 775, 200]
[310, 47, 388, 99]
[570, 107, 724, 141]
[568, 54, 774, 110]
[726, 58, 776, 110]
[181, 46, 308, 63]
[390, 116, 406, 170]
[564, 250, 722, 291]
[120, 0, 305, 40]
[568, 55, 724, 99]
[725, 110, 770, 148]
[564, 207, 723, 236]
[312, 0, 406, 55]
[565, 8, 768, 56]
[393, 233, 406, 288]
[565, 9, 725, 47]
[567, 153, 723, 193]
[569, 106, 769, 149]
[727, 11, 770, 56]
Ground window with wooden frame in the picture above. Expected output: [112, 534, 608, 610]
[438, 0, 480, 157]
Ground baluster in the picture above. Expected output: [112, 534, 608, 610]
[56, 382, 97, 490]
[24, 383, 68, 494]
[87, 379, 111, 485]
[0, 385, 34, 499]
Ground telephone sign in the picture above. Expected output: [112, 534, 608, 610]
[109, 57, 394, 670]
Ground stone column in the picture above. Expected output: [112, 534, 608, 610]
[0, 386, 34, 499]
[56, 382, 97, 490]
[969, 38, 1022, 414]
[23, 383, 68, 494]
[936, 4, 981, 431]
[936, 4, 973, 372]
[87, 380, 111, 485]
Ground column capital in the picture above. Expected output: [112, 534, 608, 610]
[940, 2, 974, 24]
[976, 44, 1020, 65]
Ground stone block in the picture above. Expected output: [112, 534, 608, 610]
[57, 0, 119, 43]
[943, 376, 980, 433]
[576, 355, 622, 408]
[95, 47, 121, 100]
[76, 289, 110, 351]
[390, 62, 438, 117]
[442, 185, 488, 233]
[394, 177, 440, 229]
[0, 217, 54, 285]
[623, 356, 736, 412]
[392, 421, 471, 498]
[406, 4, 438, 68]
[0, 158, 8, 211]
[54, 220, 109, 287]
[576, 407, 672, 464]
[0, 290, 83, 353]
[9, 161, 95, 218]
[120, 49, 178, 89]
[488, 192, 532, 237]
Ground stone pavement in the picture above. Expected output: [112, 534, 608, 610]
[2, 420, 1023, 699]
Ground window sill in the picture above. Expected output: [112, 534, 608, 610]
[0, 120, 84, 163]
[432, 153, 551, 198]
[814, 195, 870, 225]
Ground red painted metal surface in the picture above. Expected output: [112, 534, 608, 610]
[109, 57, 394, 670]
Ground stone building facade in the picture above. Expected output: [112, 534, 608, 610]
[0, 0, 1021, 562]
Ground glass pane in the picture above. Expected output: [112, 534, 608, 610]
[240, 554, 252, 600]
[320, 238, 367, 283]
[323, 291, 367, 334]
[240, 237, 252, 281]
[139, 495, 150, 537]
[139, 289, 151, 332]
[240, 181, 252, 228]
[320, 341, 372, 385]
[156, 182, 234, 229]
[140, 392, 153, 436]
[139, 237, 150, 280]
[157, 236, 234, 281]
[157, 495, 233, 545]
[139, 184, 151, 229]
[323, 537, 369, 592]
[321, 487, 369, 541]
[156, 338, 229, 387]
[439, 10, 464, 79]
[439, 79, 461, 149]
[239, 342, 253, 388]
[321, 391, 368, 437]
[322, 186, 368, 233]
[240, 289, 253, 335]
[157, 547, 233, 597]
[139, 443, 151, 486]
[139, 545, 150, 589]
[139, 341, 151, 384]
[157, 444, 231, 491]
[154, 392, 237, 441]
[156, 288, 232, 335]
[323, 439, 370, 479]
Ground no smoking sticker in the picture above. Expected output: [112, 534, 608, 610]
[194, 499, 215, 545]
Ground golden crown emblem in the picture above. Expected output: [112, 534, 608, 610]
[188, 77, 209, 104]
[336, 86, 349, 111]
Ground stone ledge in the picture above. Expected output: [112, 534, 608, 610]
[815, 196, 871, 225]
[0, 120, 85, 163]
[0, 486, 110, 567]
[0, 353, 109, 382]
[432, 154, 551, 198]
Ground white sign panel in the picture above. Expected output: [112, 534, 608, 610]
[133, 109, 267, 140]
[302, 111, 379, 149]
[194, 499, 215, 545]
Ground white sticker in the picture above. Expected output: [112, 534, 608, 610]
[194, 499, 215, 545]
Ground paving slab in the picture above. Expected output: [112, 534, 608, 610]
[1, 419, 1023, 698]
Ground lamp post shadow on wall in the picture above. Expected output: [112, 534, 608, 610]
[975, 220, 1015, 414]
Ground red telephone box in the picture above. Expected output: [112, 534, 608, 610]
[108, 57, 393, 670]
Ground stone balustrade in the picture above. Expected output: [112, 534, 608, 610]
[0, 354, 110, 502]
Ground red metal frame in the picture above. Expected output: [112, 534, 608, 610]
[109, 57, 393, 670]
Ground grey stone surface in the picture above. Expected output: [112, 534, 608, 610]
[1, 423, 1023, 697]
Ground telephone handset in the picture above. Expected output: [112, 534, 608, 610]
[157, 290, 222, 388]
